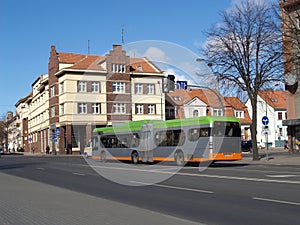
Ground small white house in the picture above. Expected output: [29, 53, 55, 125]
[245, 90, 287, 148]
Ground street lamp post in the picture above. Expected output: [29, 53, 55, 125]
[195, 58, 224, 116]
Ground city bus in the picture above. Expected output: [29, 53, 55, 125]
[89, 116, 242, 165]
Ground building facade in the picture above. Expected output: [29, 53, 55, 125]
[246, 90, 287, 148]
[17, 45, 165, 154]
[280, 0, 300, 151]
[166, 88, 252, 137]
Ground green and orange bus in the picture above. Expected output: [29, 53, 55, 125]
[89, 116, 242, 165]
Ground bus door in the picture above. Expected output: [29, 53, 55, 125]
[140, 123, 153, 162]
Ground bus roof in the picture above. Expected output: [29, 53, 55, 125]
[93, 116, 240, 134]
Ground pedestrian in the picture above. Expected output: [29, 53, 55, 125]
[284, 140, 288, 150]
[46, 145, 50, 154]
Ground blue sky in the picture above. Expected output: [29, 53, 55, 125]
[0, 0, 238, 116]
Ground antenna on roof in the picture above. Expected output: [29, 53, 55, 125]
[88, 40, 90, 54]
[121, 25, 125, 45]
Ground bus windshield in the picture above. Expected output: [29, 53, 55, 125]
[213, 121, 241, 137]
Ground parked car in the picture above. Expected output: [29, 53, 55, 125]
[241, 140, 252, 152]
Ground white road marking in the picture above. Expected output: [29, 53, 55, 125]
[36, 167, 45, 170]
[72, 172, 85, 176]
[89, 165, 300, 185]
[253, 197, 300, 206]
[266, 175, 299, 178]
[131, 181, 214, 194]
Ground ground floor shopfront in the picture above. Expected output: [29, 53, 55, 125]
[24, 124, 102, 154]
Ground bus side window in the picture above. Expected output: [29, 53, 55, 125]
[200, 128, 210, 137]
[130, 133, 140, 148]
[188, 128, 200, 142]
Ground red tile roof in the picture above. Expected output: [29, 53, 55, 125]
[130, 58, 162, 74]
[224, 97, 252, 125]
[57, 52, 161, 73]
[259, 90, 286, 109]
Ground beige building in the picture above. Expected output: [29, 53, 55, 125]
[17, 45, 165, 154]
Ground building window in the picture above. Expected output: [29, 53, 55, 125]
[166, 107, 175, 117]
[135, 84, 143, 94]
[60, 82, 64, 94]
[91, 82, 100, 93]
[50, 86, 55, 97]
[279, 127, 283, 136]
[60, 104, 64, 115]
[92, 103, 100, 114]
[147, 84, 155, 94]
[213, 108, 223, 116]
[135, 104, 144, 114]
[78, 103, 87, 114]
[193, 110, 199, 117]
[148, 104, 155, 114]
[278, 112, 283, 120]
[235, 110, 244, 118]
[113, 103, 126, 114]
[112, 64, 126, 73]
[50, 106, 55, 117]
[112, 82, 125, 93]
[78, 81, 87, 92]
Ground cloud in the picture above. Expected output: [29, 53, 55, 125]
[143, 47, 170, 63]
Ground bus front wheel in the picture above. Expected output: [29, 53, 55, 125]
[131, 151, 139, 164]
[175, 150, 184, 166]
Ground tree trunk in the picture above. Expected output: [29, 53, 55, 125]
[250, 95, 260, 161]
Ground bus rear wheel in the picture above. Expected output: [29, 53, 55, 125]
[131, 151, 139, 164]
[175, 150, 184, 166]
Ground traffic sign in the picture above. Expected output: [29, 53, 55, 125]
[262, 116, 269, 126]
[56, 127, 60, 135]
[176, 81, 188, 90]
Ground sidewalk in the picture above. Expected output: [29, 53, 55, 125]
[240, 148, 300, 166]
[0, 172, 201, 225]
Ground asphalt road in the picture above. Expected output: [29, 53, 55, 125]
[1, 155, 300, 225]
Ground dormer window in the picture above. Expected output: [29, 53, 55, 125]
[270, 98, 278, 102]
[173, 96, 181, 101]
[137, 66, 143, 71]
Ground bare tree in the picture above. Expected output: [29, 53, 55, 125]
[0, 113, 12, 152]
[202, 0, 284, 160]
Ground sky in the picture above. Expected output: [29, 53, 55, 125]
[0, 0, 258, 116]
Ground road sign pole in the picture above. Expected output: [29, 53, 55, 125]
[266, 133, 269, 161]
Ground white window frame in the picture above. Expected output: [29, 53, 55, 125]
[135, 84, 143, 94]
[147, 84, 155, 94]
[60, 104, 64, 115]
[193, 110, 199, 117]
[92, 103, 100, 114]
[91, 81, 100, 93]
[213, 108, 223, 116]
[78, 81, 87, 92]
[113, 103, 126, 114]
[112, 82, 125, 93]
[50, 86, 55, 97]
[50, 106, 55, 117]
[148, 104, 155, 114]
[135, 104, 144, 114]
[78, 103, 87, 114]
[60, 82, 64, 94]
